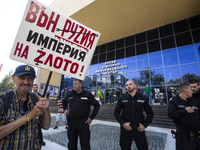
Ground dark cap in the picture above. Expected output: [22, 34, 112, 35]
[13, 65, 36, 77]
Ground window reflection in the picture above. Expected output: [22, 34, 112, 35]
[181, 64, 200, 83]
[178, 45, 197, 64]
[126, 72, 137, 84]
[194, 43, 200, 62]
[152, 86, 167, 105]
[91, 64, 98, 75]
[162, 48, 178, 67]
[165, 66, 181, 84]
[151, 68, 165, 85]
[137, 69, 150, 86]
[149, 52, 163, 68]
[137, 54, 149, 71]
[126, 56, 136, 72]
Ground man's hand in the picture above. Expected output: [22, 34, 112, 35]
[64, 109, 69, 116]
[85, 117, 92, 125]
[36, 98, 49, 113]
[28, 105, 43, 119]
[137, 123, 145, 132]
[122, 122, 132, 131]
[185, 107, 194, 113]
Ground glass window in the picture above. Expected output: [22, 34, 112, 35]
[116, 48, 124, 59]
[167, 85, 179, 102]
[107, 41, 115, 51]
[189, 15, 200, 30]
[148, 40, 160, 53]
[163, 48, 179, 67]
[178, 45, 197, 64]
[126, 72, 137, 84]
[136, 32, 146, 44]
[91, 64, 98, 75]
[99, 44, 106, 53]
[126, 56, 136, 72]
[125, 35, 135, 46]
[99, 53, 106, 63]
[192, 29, 200, 44]
[147, 28, 159, 41]
[161, 36, 175, 50]
[137, 69, 150, 86]
[137, 54, 149, 71]
[126, 45, 135, 57]
[94, 47, 99, 55]
[165, 66, 181, 84]
[151, 68, 165, 86]
[159, 24, 173, 38]
[175, 32, 192, 47]
[181, 64, 200, 83]
[136, 43, 147, 55]
[91, 55, 98, 65]
[149, 52, 163, 68]
[116, 39, 124, 49]
[173, 19, 189, 34]
[194, 43, 200, 62]
[86, 66, 90, 75]
[152, 86, 167, 105]
[107, 51, 115, 61]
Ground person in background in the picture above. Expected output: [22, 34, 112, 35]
[108, 88, 114, 104]
[135, 85, 141, 93]
[53, 98, 68, 129]
[32, 84, 46, 146]
[115, 85, 122, 101]
[144, 84, 152, 105]
[168, 83, 200, 150]
[114, 80, 154, 150]
[188, 79, 200, 115]
[63, 79, 100, 150]
[95, 94, 102, 105]
[0, 65, 51, 149]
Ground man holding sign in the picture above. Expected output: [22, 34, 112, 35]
[0, 65, 51, 149]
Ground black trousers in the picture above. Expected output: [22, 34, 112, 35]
[176, 130, 200, 150]
[67, 121, 91, 150]
[120, 126, 148, 150]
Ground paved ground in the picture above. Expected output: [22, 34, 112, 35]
[43, 115, 168, 150]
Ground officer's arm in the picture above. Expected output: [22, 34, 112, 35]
[62, 95, 69, 111]
[168, 100, 188, 119]
[114, 98, 124, 125]
[89, 94, 100, 120]
[143, 98, 154, 128]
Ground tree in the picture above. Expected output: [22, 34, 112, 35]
[0, 70, 15, 91]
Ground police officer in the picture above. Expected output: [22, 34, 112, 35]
[114, 80, 154, 150]
[168, 83, 200, 150]
[63, 79, 100, 150]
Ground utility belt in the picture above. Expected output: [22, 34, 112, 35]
[171, 128, 200, 141]
[68, 118, 87, 123]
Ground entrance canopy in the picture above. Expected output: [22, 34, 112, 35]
[51, 0, 200, 46]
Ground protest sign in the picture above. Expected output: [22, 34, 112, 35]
[10, 0, 100, 80]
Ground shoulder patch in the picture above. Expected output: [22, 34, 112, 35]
[122, 100, 128, 103]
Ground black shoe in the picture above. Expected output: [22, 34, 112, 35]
[53, 126, 58, 129]
[41, 141, 46, 146]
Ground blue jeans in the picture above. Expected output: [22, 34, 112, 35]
[145, 94, 151, 105]
[108, 95, 113, 103]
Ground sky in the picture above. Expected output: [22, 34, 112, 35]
[0, 0, 55, 81]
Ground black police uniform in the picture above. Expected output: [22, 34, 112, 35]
[63, 89, 100, 150]
[114, 92, 154, 150]
[168, 95, 200, 150]
[191, 91, 200, 116]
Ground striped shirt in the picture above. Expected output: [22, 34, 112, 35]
[0, 90, 43, 150]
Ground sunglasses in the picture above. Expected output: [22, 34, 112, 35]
[18, 75, 35, 81]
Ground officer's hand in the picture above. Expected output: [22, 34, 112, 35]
[185, 107, 194, 113]
[123, 122, 132, 131]
[64, 109, 69, 116]
[36, 98, 49, 113]
[137, 123, 145, 132]
[85, 117, 92, 125]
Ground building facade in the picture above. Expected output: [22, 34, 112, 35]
[60, 15, 200, 104]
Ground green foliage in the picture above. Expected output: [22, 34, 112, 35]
[0, 70, 15, 91]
